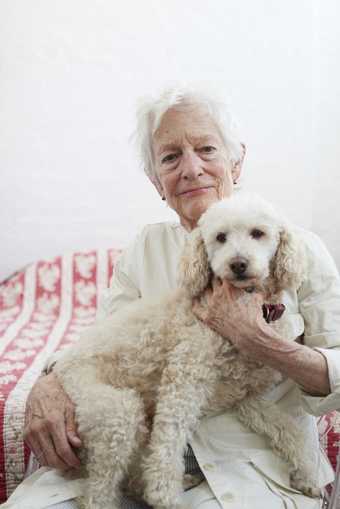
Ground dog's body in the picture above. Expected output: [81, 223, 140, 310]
[54, 193, 319, 509]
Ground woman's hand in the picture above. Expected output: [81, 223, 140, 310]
[24, 372, 82, 470]
[193, 278, 331, 396]
[192, 278, 278, 360]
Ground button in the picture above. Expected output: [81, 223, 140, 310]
[221, 492, 234, 502]
[202, 463, 215, 471]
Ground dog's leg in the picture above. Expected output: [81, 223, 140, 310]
[76, 385, 147, 509]
[55, 363, 147, 509]
[142, 339, 215, 509]
[237, 398, 321, 498]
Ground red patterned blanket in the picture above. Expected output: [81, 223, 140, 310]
[0, 249, 120, 502]
[0, 249, 339, 503]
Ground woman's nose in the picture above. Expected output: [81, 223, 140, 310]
[180, 150, 203, 179]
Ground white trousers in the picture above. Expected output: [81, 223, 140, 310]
[44, 480, 323, 509]
[2, 453, 324, 509]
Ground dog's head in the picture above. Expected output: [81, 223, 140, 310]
[178, 193, 306, 298]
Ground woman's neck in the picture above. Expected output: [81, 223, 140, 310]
[180, 217, 198, 232]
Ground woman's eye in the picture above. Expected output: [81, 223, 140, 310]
[200, 146, 216, 153]
[161, 153, 178, 164]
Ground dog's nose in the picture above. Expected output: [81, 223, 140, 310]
[230, 258, 248, 276]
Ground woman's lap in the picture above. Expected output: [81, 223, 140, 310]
[16, 481, 323, 509]
[41, 481, 323, 509]
[19, 447, 322, 509]
[48, 496, 151, 509]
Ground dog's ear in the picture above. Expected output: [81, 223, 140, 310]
[271, 228, 306, 292]
[177, 227, 210, 297]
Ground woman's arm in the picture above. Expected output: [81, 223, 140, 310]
[192, 279, 331, 396]
[235, 317, 330, 396]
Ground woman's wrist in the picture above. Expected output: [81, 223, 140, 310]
[252, 326, 331, 396]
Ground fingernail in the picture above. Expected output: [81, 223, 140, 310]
[68, 433, 82, 445]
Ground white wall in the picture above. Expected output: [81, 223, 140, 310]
[1, 0, 339, 281]
[311, 1, 340, 264]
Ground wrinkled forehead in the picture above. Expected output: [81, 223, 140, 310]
[153, 106, 223, 149]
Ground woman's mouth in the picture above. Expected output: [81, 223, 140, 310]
[179, 187, 213, 197]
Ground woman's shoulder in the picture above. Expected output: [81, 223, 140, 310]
[294, 226, 339, 278]
[139, 221, 186, 236]
[135, 221, 187, 247]
[294, 226, 325, 247]
[120, 221, 187, 264]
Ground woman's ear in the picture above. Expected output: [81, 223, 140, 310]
[177, 228, 210, 297]
[271, 228, 306, 292]
[231, 143, 246, 184]
[148, 173, 165, 200]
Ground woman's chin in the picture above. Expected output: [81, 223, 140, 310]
[181, 194, 219, 221]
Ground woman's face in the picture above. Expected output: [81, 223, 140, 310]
[152, 107, 241, 231]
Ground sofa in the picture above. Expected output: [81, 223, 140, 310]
[0, 249, 339, 507]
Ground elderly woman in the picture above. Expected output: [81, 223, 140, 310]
[8, 87, 340, 509]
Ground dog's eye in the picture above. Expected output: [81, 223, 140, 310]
[251, 229, 265, 239]
[216, 232, 227, 243]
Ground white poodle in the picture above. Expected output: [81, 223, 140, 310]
[54, 193, 319, 509]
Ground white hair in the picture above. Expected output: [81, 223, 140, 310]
[133, 85, 244, 185]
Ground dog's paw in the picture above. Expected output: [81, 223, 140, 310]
[290, 470, 321, 498]
[143, 464, 182, 509]
[144, 477, 182, 509]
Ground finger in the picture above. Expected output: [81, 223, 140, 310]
[38, 430, 71, 470]
[48, 415, 81, 468]
[222, 280, 241, 299]
[65, 405, 82, 448]
[52, 427, 81, 468]
[192, 298, 201, 313]
[26, 430, 69, 470]
[67, 431, 82, 448]
[24, 434, 43, 463]
[211, 277, 222, 291]
[192, 300, 207, 321]
[250, 291, 265, 306]
[205, 289, 215, 308]
[23, 417, 42, 456]
[219, 278, 231, 294]
[209, 279, 220, 298]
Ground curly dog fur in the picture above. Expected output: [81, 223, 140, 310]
[54, 193, 319, 509]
